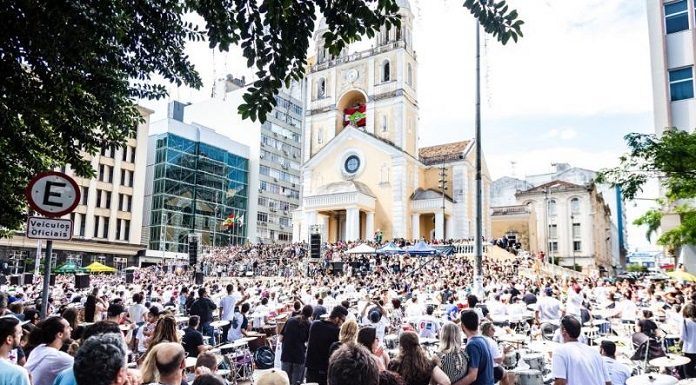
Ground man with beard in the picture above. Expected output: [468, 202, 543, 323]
[25, 316, 74, 385]
[0, 316, 30, 385]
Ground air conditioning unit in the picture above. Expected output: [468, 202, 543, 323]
[258, 188, 263, 193]
[292, 183, 296, 188]
[273, 178, 278, 182]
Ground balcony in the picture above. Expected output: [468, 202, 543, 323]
[310, 41, 408, 73]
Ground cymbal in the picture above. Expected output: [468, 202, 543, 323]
[527, 341, 560, 353]
[626, 374, 678, 385]
[649, 355, 691, 367]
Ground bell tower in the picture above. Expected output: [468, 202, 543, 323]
[303, 0, 419, 161]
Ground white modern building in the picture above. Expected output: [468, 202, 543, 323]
[646, 0, 696, 270]
[647, 0, 696, 134]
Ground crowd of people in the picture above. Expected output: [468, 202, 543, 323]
[0, 239, 695, 385]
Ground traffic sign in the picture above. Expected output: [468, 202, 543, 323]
[24, 171, 80, 217]
[26, 217, 73, 240]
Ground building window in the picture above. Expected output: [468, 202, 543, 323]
[79, 214, 86, 237]
[669, 67, 694, 101]
[93, 216, 100, 238]
[572, 223, 581, 238]
[129, 146, 136, 163]
[107, 165, 113, 183]
[381, 115, 388, 132]
[116, 218, 122, 240]
[665, 0, 688, 34]
[570, 198, 580, 214]
[118, 194, 124, 211]
[81, 186, 89, 205]
[103, 217, 109, 238]
[128, 170, 134, 187]
[126, 195, 132, 211]
[573, 240, 582, 252]
[547, 199, 557, 216]
[382, 60, 390, 82]
[407, 63, 413, 87]
[317, 128, 323, 144]
[548, 241, 558, 253]
[257, 212, 268, 222]
[124, 220, 130, 241]
[548, 224, 558, 239]
[122, 147, 128, 162]
[98, 164, 105, 181]
[96, 189, 102, 208]
[318, 78, 326, 98]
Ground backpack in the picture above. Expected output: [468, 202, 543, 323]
[254, 346, 275, 369]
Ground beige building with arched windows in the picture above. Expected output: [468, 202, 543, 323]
[292, 0, 491, 243]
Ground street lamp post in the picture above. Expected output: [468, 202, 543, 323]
[474, 23, 484, 296]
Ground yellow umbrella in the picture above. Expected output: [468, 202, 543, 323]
[667, 270, 696, 282]
[84, 261, 117, 273]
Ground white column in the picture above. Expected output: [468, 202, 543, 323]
[365, 211, 375, 241]
[446, 215, 454, 240]
[303, 210, 317, 242]
[321, 215, 330, 242]
[346, 207, 360, 241]
[435, 211, 444, 240]
[411, 213, 420, 240]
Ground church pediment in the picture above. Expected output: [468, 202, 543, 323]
[303, 125, 411, 170]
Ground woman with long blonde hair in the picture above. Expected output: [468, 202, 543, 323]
[388, 331, 450, 385]
[143, 315, 180, 357]
[437, 322, 468, 384]
[329, 319, 359, 355]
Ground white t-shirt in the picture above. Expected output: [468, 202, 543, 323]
[417, 315, 441, 338]
[227, 312, 245, 342]
[619, 300, 637, 322]
[602, 356, 632, 385]
[25, 345, 74, 385]
[128, 303, 148, 324]
[219, 294, 240, 321]
[537, 296, 562, 323]
[483, 336, 502, 367]
[551, 342, 610, 385]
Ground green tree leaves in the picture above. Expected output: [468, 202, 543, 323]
[0, 0, 522, 233]
[597, 129, 696, 248]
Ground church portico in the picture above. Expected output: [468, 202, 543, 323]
[299, 181, 376, 242]
[410, 190, 453, 240]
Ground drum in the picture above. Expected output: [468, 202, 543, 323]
[384, 334, 399, 350]
[503, 351, 519, 370]
[664, 335, 680, 351]
[513, 369, 543, 385]
[247, 333, 268, 352]
[521, 353, 545, 373]
[275, 314, 289, 335]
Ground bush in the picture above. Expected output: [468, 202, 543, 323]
[626, 264, 647, 273]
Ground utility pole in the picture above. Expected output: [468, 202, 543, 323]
[474, 23, 484, 296]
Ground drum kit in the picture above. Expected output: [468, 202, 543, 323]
[210, 338, 257, 385]
[626, 374, 678, 385]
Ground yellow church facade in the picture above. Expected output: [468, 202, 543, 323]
[292, 0, 491, 243]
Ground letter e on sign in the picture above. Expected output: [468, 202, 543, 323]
[25, 171, 81, 217]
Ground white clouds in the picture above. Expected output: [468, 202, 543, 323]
[544, 127, 578, 140]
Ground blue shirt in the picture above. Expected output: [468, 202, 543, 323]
[0, 358, 31, 385]
[52, 368, 76, 385]
[465, 335, 494, 385]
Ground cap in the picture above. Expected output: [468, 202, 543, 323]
[255, 369, 289, 385]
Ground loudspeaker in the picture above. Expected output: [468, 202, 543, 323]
[332, 262, 343, 276]
[75, 274, 90, 289]
[310, 233, 321, 259]
[23, 273, 34, 285]
[189, 238, 198, 266]
[195, 272, 204, 285]
[125, 272, 134, 284]
[9, 275, 20, 285]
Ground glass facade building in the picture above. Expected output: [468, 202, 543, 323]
[149, 133, 249, 252]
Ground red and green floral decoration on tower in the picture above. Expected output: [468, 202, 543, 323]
[344, 103, 366, 128]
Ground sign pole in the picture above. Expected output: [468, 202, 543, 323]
[40, 240, 53, 318]
[35, 239, 42, 276]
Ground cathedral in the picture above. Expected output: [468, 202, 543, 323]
[292, 0, 491, 243]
